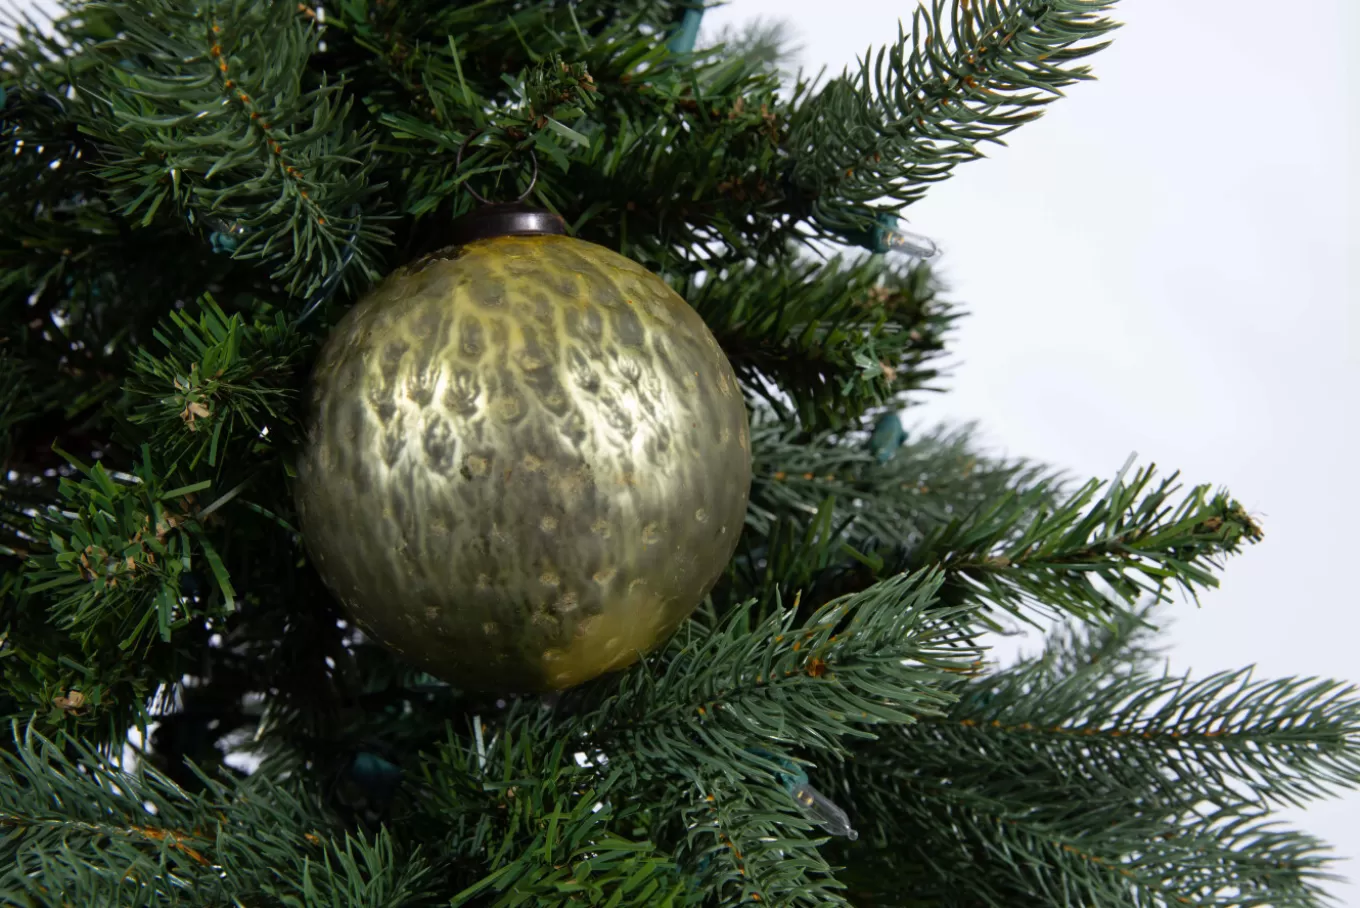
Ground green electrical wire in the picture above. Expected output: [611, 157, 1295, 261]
[667, 5, 704, 55]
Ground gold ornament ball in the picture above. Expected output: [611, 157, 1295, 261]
[295, 232, 752, 692]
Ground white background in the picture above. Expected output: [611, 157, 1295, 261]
[10, 0, 1358, 901]
[703, 0, 1358, 901]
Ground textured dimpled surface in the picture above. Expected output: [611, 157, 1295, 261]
[295, 234, 752, 692]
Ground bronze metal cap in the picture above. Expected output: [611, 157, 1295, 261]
[449, 204, 567, 245]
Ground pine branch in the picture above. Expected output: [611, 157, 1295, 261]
[414, 713, 693, 908]
[721, 417, 1065, 619]
[721, 499, 864, 623]
[836, 760, 1341, 908]
[67, 0, 393, 299]
[321, 0, 679, 127]
[1020, 598, 1166, 680]
[915, 463, 1265, 623]
[784, 461, 1263, 627]
[736, 431, 1261, 629]
[416, 684, 860, 907]
[124, 292, 309, 478]
[0, 56, 282, 382]
[4, 447, 237, 747]
[565, 72, 790, 269]
[0, 724, 439, 906]
[0, 348, 115, 567]
[946, 664, 1360, 813]
[322, 0, 793, 270]
[786, 0, 1123, 240]
[475, 570, 977, 905]
[744, 416, 1063, 548]
[0, 353, 38, 483]
[370, 51, 601, 217]
[677, 776, 849, 908]
[823, 620, 1360, 907]
[839, 779, 1337, 908]
[569, 569, 973, 778]
[688, 254, 959, 432]
[705, 17, 804, 80]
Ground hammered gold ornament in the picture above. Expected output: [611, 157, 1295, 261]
[295, 209, 751, 692]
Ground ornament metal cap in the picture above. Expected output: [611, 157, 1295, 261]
[449, 203, 567, 244]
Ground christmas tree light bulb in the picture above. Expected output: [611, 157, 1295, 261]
[844, 211, 940, 259]
[792, 781, 859, 841]
[879, 221, 939, 259]
[748, 747, 859, 840]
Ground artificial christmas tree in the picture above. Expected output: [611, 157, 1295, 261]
[1, 1, 1357, 906]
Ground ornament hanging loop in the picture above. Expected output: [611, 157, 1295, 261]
[450, 130, 564, 243]
[456, 130, 539, 206]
